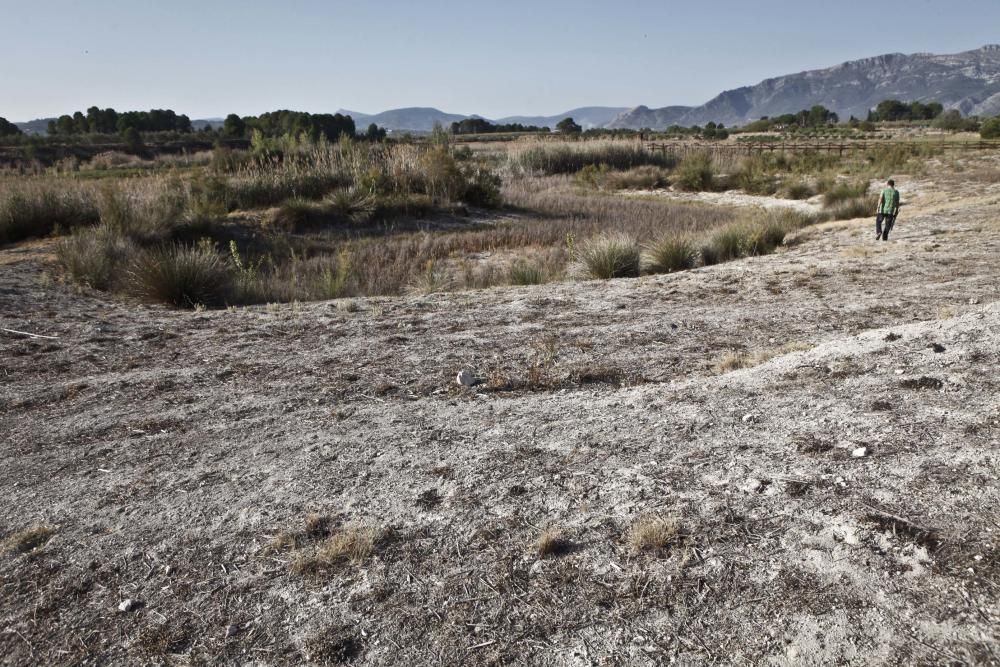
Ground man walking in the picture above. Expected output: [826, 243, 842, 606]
[876, 179, 900, 241]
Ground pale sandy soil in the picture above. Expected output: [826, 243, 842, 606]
[2, 168, 1000, 665]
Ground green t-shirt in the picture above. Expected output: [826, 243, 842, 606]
[879, 187, 900, 215]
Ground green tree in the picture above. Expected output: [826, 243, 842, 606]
[981, 117, 1000, 140]
[365, 123, 386, 142]
[556, 117, 582, 134]
[933, 109, 965, 131]
[0, 117, 21, 137]
[222, 113, 246, 137]
[121, 126, 145, 153]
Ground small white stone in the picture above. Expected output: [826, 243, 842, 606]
[969, 297, 980, 305]
[852, 447, 868, 458]
[118, 599, 142, 613]
[456, 369, 475, 387]
[742, 413, 756, 424]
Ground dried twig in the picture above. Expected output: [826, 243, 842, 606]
[1, 327, 58, 340]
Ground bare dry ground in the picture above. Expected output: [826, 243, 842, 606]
[2, 172, 1000, 665]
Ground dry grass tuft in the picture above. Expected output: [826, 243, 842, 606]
[576, 233, 641, 279]
[627, 516, 680, 553]
[2, 525, 54, 555]
[292, 526, 377, 574]
[714, 342, 812, 373]
[536, 529, 572, 558]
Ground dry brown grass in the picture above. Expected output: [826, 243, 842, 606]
[535, 529, 572, 558]
[626, 516, 680, 553]
[714, 342, 812, 373]
[292, 525, 377, 573]
[1, 525, 54, 555]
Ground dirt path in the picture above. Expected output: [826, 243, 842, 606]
[2, 185, 999, 664]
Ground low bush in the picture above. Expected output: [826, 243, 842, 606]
[57, 226, 136, 291]
[513, 141, 675, 175]
[736, 154, 778, 195]
[509, 260, 546, 285]
[781, 178, 816, 200]
[823, 195, 875, 221]
[0, 182, 100, 244]
[128, 242, 231, 308]
[603, 165, 671, 190]
[822, 180, 869, 207]
[981, 117, 1000, 140]
[673, 152, 714, 192]
[643, 235, 697, 273]
[576, 233, 641, 279]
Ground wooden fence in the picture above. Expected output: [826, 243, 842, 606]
[646, 140, 1000, 158]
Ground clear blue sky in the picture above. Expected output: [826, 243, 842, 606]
[3, 0, 998, 121]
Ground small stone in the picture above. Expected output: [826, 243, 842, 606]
[456, 369, 475, 387]
[118, 598, 142, 613]
[930, 343, 946, 353]
[969, 297, 980, 305]
[742, 413, 756, 424]
[226, 624, 240, 638]
[852, 447, 868, 458]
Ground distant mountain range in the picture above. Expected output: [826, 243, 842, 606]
[337, 106, 627, 132]
[607, 44, 1000, 129]
[14, 45, 1000, 135]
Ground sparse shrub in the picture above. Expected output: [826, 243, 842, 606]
[781, 178, 815, 200]
[715, 351, 751, 372]
[1, 525, 54, 555]
[271, 198, 320, 231]
[627, 516, 679, 553]
[460, 166, 503, 207]
[0, 182, 100, 244]
[536, 529, 571, 557]
[577, 233, 641, 279]
[823, 195, 876, 221]
[981, 117, 1000, 140]
[575, 163, 609, 188]
[673, 152, 714, 191]
[706, 224, 748, 262]
[643, 235, 697, 273]
[292, 526, 377, 574]
[822, 180, 869, 207]
[57, 226, 136, 291]
[736, 154, 778, 195]
[513, 140, 675, 175]
[128, 241, 231, 308]
[603, 165, 671, 190]
[509, 260, 545, 285]
[715, 342, 812, 373]
[420, 146, 466, 202]
[408, 259, 450, 295]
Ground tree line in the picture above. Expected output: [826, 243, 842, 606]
[21, 107, 376, 143]
[450, 118, 549, 135]
[47, 108, 194, 135]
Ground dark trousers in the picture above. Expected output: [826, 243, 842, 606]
[876, 213, 896, 240]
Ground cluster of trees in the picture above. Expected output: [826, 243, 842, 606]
[982, 117, 1000, 139]
[450, 118, 548, 135]
[742, 105, 840, 132]
[0, 116, 21, 137]
[47, 107, 193, 135]
[556, 118, 582, 133]
[221, 110, 357, 142]
[867, 100, 944, 122]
